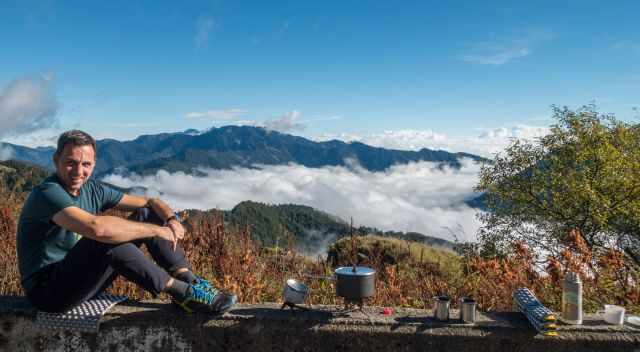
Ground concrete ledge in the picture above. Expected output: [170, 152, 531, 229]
[1, 296, 639, 352]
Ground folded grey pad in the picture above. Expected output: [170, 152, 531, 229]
[35, 294, 127, 333]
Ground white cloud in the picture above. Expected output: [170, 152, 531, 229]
[0, 144, 14, 161]
[0, 128, 59, 147]
[461, 42, 530, 65]
[195, 15, 215, 48]
[234, 119, 261, 126]
[102, 160, 483, 242]
[0, 124, 159, 148]
[461, 32, 555, 66]
[314, 125, 550, 158]
[264, 110, 306, 133]
[185, 109, 248, 120]
[0, 76, 59, 137]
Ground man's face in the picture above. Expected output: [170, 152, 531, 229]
[54, 144, 96, 196]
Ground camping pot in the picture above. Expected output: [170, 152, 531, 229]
[283, 279, 309, 305]
[460, 297, 477, 324]
[433, 296, 450, 321]
[334, 266, 376, 300]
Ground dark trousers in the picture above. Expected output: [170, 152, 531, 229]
[26, 208, 191, 313]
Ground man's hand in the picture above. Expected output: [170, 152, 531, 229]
[156, 226, 178, 251]
[167, 219, 185, 240]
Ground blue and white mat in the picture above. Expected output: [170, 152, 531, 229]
[513, 288, 558, 336]
[35, 294, 127, 333]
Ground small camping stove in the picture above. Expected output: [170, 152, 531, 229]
[331, 225, 376, 319]
[332, 297, 372, 318]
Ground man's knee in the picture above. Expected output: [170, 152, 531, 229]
[107, 242, 144, 261]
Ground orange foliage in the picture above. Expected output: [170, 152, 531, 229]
[1, 208, 639, 313]
[462, 230, 640, 312]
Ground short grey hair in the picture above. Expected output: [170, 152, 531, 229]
[54, 130, 97, 159]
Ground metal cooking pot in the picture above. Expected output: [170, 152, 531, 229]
[283, 279, 308, 305]
[334, 266, 376, 300]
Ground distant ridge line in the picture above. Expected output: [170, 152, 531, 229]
[1, 125, 487, 176]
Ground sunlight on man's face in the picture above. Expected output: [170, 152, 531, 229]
[54, 144, 96, 196]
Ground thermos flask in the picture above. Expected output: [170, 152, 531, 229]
[561, 271, 583, 325]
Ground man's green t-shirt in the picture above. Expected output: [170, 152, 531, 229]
[16, 174, 124, 291]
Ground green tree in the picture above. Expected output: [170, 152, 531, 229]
[476, 104, 640, 266]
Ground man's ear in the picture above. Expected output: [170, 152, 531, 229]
[52, 153, 59, 164]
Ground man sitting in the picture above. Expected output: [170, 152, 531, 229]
[16, 129, 236, 314]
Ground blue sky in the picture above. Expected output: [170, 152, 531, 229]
[1, 0, 639, 152]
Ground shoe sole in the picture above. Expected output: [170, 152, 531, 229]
[211, 295, 238, 316]
[173, 297, 237, 315]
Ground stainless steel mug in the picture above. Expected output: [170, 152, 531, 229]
[433, 296, 450, 321]
[283, 279, 308, 305]
[460, 297, 477, 324]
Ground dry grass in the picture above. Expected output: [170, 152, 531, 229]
[0, 207, 20, 296]
[1, 206, 638, 313]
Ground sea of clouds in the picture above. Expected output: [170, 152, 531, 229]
[102, 159, 483, 242]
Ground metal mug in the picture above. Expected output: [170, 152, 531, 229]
[460, 297, 477, 324]
[283, 279, 308, 305]
[433, 296, 450, 321]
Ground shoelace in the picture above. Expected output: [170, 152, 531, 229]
[191, 285, 215, 304]
[195, 277, 219, 297]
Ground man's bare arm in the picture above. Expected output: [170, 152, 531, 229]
[52, 206, 177, 245]
[114, 193, 149, 212]
[114, 193, 185, 240]
[116, 194, 175, 223]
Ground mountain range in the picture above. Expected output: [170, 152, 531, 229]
[1, 125, 485, 176]
[1, 126, 487, 214]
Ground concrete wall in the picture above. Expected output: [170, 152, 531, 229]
[1, 297, 639, 352]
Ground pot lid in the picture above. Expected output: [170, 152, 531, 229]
[335, 266, 376, 276]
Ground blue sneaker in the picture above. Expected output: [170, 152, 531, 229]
[194, 276, 217, 294]
[174, 283, 238, 315]
[193, 277, 237, 315]
[173, 284, 216, 314]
